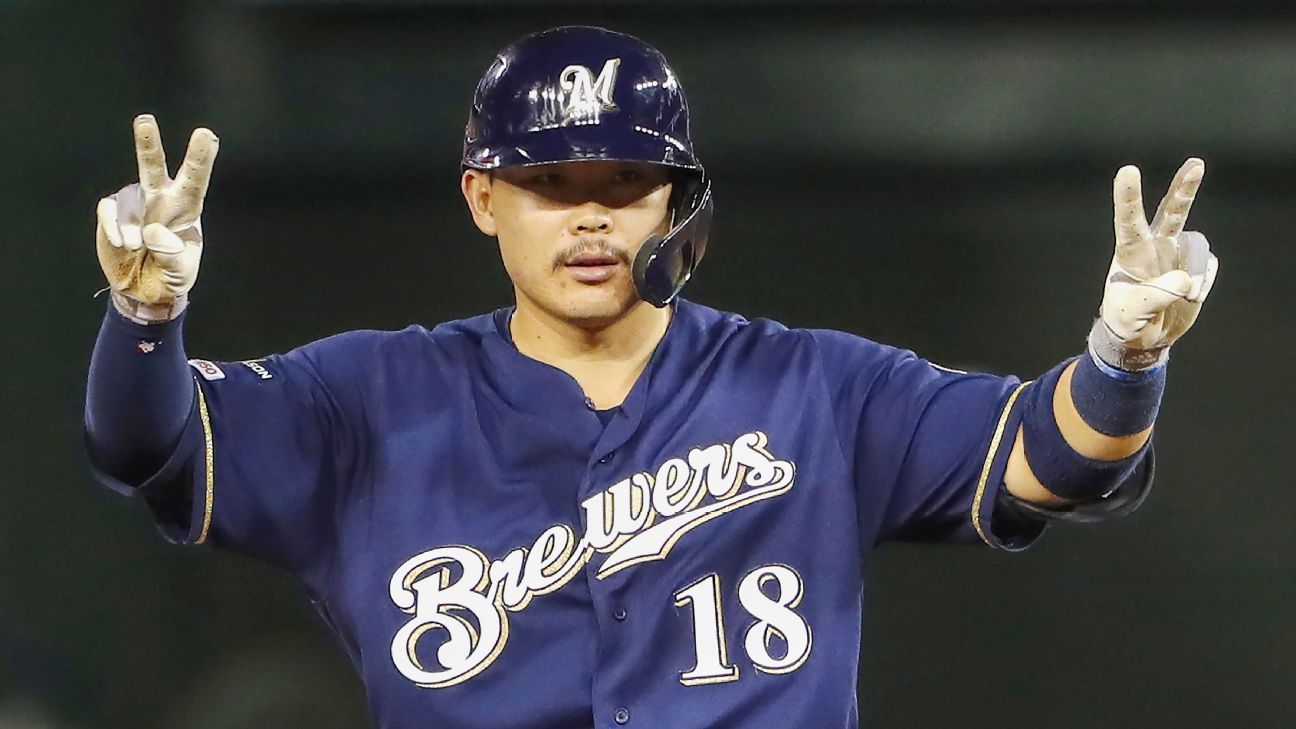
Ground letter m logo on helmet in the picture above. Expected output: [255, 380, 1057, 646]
[560, 59, 621, 119]
[462, 26, 697, 171]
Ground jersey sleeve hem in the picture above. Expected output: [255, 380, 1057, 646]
[187, 382, 216, 544]
[149, 378, 216, 546]
[969, 381, 1044, 551]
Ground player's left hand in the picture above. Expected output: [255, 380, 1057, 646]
[1096, 157, 1220, 369]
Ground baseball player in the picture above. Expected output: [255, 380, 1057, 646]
[85, 25, 1218, 729]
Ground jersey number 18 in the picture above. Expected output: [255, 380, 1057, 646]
[673, 564, 813, 686]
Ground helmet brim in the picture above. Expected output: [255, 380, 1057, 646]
[462, 124, 700, 172]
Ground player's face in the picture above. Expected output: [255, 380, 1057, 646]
[462, 160, 673, 328]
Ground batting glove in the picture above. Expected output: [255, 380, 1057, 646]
[96, 114, 218, 323]
[1092, 157, 1220, 370]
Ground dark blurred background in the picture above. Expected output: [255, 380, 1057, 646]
[2, 1, 1293, 727]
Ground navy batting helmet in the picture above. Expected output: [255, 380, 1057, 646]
[463, 26, 713, 307]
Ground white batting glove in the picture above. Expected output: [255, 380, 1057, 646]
[1092, 157, 1220, 370]
[96, 114, 218, 323]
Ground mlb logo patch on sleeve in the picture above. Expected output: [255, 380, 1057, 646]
[188, 359, 226, 381]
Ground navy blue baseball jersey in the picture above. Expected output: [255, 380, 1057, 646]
[122, 298, 1043, 728]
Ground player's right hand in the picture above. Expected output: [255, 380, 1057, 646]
[96, 114, 218, 316]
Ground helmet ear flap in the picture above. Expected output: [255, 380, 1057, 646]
[633, 176, 713, 307]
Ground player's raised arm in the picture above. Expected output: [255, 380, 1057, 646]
[87, 115, 219, 486]
[1002, 158, 1219, 508]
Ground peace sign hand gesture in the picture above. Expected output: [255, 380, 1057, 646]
[1093, 157, 1220, 370]
[95, 114, 218, 322]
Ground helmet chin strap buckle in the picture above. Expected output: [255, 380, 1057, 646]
[632, 179, 713, 307]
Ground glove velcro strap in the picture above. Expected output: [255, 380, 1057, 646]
[1019, 359, 1150, 502]
[1088, 318, 1169, 371]
[110, 290, 189, 324]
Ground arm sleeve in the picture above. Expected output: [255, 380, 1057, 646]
[810, 329, 1045, 551]
[86, 308, 372, 586]
[85, 304, 197, 491]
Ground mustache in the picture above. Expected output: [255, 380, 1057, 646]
[551, 237, 632, 270]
